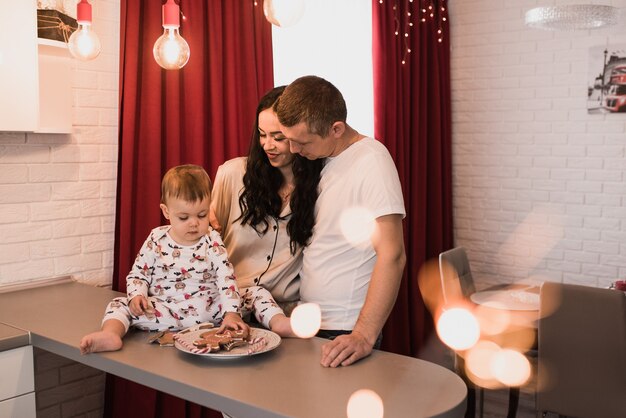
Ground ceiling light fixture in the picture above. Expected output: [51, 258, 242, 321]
[153, 0, 190, 70]
[525, 4, 620, 31]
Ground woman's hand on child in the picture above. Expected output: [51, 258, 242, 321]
[219, 312, 249, 334]
[129, 295, 151, 317]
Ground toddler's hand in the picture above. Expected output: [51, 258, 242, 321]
[218, 312, 248, 334]
[129, 295, 150, 317]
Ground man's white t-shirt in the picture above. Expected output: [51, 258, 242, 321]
[300, 137, 406, 330]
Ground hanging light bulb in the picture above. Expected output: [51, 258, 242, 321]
[68, 0, 101, 61]
[153, 0, 190, 70]
[263, 0, 306, 28]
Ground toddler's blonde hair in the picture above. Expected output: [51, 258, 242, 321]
[160, 164, 211, 204]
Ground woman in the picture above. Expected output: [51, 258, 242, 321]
[211, 86, 323, 317]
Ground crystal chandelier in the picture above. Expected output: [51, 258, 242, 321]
[525, 4, 620, 30]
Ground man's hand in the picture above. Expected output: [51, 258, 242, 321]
[320, 331, 373, 367]
[129, 295, 151, 317]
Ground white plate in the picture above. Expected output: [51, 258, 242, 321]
[174, 325, 281, 359]
[470, 289, 540, 311]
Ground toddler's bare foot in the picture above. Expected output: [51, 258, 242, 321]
[79, 331, 123, 354]
[269, 314, 296, 338]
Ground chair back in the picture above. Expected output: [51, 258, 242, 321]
[537, 282, 626, 418]
[439, 247, 476, 298]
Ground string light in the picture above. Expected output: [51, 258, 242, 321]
[379, 0, 448, 65]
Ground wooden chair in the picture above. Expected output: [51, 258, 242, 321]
[537, 282, 626, 418]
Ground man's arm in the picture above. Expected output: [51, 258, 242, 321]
[320, 214, 406, 367]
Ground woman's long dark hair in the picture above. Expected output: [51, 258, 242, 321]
[238, 86, 323, 254]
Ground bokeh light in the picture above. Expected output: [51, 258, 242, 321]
[474, 302, 511, 336]
[491, 349, 531, 387]
[417, 259, 446, 313]
[465, 340, 500, 381]
[339, 207, 375, 247]
[290, 303, 321, 338]
[263, 0, 306, 27]
[436, 307, 480, 351]
[346, 389, 384, 418]
[418, 255, 538, 392]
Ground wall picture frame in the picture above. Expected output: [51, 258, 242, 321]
[587, 44, 626, 114]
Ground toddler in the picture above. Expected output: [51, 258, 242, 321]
[80, 164, 247, 353]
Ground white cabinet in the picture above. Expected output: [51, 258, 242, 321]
[0, 346, 35, 418]
[0, 393, 36, 418]
[38, 40, 72, 133]
[0, 0, 39, 131]
[0, 0, 72, 133]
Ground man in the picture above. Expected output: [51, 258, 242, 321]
[275, 75, 406, 367]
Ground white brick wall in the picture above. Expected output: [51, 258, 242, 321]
[10, 1, 120, 416]
[450, 0, 626, 289]
[0, 0, 120, 289]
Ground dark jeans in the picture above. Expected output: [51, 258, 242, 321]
[316, 329, 383, 350]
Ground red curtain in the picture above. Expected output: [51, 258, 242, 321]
[108, 1, 273, 417]
[372, 0, 453, 357]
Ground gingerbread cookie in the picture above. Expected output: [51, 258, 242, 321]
[157, 331, 175, 346]
[147, 330, 175, 346]
[192, 328, 250, 352]
[193, 331, 229, 352]
[216, 328, 249, 351]
[218, 328, 249, 341]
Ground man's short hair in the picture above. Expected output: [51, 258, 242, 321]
[274, 75, 347, 137]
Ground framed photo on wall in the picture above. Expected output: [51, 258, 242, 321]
[587, 44, 626, 114]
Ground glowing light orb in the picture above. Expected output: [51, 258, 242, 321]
[466, 340, 500, 381]
[263, 0, 306, 27]
[339, 207, 375, 246]
[436, 307, 480, 351]
[153, 28, 190, 70]
[491, 349, 531, 387]
[68, 24, 101, 61]
[347, 389, 384, 418]
[290, 303, 321, 338]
